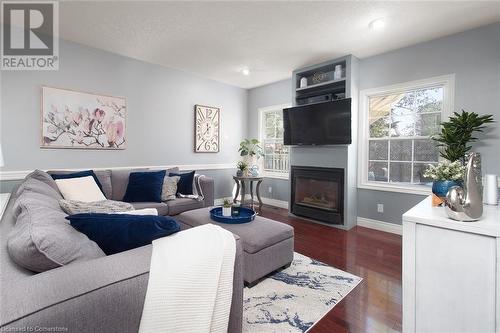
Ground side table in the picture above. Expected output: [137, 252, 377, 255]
[232, 176, 263, 211]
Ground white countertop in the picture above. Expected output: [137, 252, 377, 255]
[403, 196, 500, 237]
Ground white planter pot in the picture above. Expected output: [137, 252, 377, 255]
[222, 206, 232, 217]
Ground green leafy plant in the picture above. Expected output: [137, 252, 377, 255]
[432, 110, 494, 162]
[222, 199, 232, 208]
[238, 138, 264, 158]
[423, 161, 466, 181]
[237, 161, 249, 171]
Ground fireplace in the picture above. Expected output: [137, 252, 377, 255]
[290, 166, 344, 225]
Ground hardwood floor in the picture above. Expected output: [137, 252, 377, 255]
[258, 205, 402, 333]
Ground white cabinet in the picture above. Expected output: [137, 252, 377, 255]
[403, 196, 500, 333]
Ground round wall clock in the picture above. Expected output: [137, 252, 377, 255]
[194, 104, 220, 153]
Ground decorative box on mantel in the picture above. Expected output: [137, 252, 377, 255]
[402, 196, 500, 333]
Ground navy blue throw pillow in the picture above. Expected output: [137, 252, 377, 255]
[122, 170, 166, 203]
[67, 213, 180, 255]
[51, 170, 104, 194]
[169, 171, 195, 195]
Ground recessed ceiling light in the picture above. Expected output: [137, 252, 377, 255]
[369, 18, 386, 31]
[241, 68, 250, 76]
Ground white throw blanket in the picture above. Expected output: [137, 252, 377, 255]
[139, 224, 236, 333]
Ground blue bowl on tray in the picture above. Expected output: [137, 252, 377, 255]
[210, 207, 256, 224]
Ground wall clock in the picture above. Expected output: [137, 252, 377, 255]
[194, 104, 220, 153]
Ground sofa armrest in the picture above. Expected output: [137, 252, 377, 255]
[0, 245, 152, 332]
[198, 175, 215, 207]
[1, 236, 243, 333]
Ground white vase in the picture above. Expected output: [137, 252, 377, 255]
[243, 155, 257, 175]
[300, 77, 308, 88]
[222, 206, 232, 217]
[333, 65, 343, 80]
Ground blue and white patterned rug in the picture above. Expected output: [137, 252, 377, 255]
[243, 252, 362, 333]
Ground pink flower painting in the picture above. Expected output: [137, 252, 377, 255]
[41, 87, 126, 149]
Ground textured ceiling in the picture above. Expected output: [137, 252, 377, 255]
[58, 1, 500, 89]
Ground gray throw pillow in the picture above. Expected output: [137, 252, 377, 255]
[21, 170, 61, 196]
[7, 192, 105, 272]
[16, 177, 62, 200]
[162, 176, 180, 201]
[59, 199, 134, 215]
[13, 177, 62, 219]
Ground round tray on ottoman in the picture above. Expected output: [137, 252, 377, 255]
[210, 207, 256, 224]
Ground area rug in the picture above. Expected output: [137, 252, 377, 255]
[243, 252, 362, 333]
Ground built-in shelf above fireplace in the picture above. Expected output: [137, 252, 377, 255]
[289, 54, 359, 230]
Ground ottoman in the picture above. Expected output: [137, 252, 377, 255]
[177, 207, 294, 286]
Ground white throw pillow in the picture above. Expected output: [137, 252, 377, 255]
[55, 176, 106, 202]
[114, 208, 158, 216]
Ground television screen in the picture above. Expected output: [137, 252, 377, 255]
[283, 98, 351, 145]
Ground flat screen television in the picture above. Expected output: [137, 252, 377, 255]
[283, 98, 351, 145]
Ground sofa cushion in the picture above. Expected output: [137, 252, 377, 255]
[50, 170, 105, 196]
[7, 192, 105, 272]
[131, 202, 169, 216]
[48, 169, 112, 199]
[177, 207, 294, 254]
[59, 199, 134, 215]
[123, 170, 166, 203]
[67, 213, 180, 255]
[166, 198, 204, 216]
[13, 178, 63, 219]
[170, 171, 195, 195]
[16, 177, 62, 201]
[162, 176, 179, 201]
[110, 168, 148, 201]
[55, 176, 107, 202]
[24, 169, 60, 193]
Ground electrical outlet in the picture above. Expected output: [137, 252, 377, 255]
[377, 204, 384, 213]
[268, 186, 273, 194]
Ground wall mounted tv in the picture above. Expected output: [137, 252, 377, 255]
[283, 98, 351, 146]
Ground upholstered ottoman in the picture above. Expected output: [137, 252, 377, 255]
[176, 207, 294, 286]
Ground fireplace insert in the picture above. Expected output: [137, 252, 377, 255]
[290, 166, 344, 225]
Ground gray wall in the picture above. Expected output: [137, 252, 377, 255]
[0, 39, 247, 198]
[358, 22, 500, 224]
[247, 22, 500, 224]
[247, 79, 292, 202]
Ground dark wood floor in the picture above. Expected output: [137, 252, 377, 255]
[258, 205, 402, 333]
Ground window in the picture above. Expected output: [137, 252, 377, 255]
[258, 104, 290, 178]
[358, 75, 454, 194]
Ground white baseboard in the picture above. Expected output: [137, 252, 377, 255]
[356, 217, 402, 235]
[214, 197, 289, 209]
[261, 197, 289, 209]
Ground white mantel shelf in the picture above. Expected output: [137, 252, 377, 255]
[403, 195, 500, 237]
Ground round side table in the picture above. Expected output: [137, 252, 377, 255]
[232, 176, 264, 211]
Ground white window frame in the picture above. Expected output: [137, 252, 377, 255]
[258, 104, 291, 180]
[357, 74, 455, 195]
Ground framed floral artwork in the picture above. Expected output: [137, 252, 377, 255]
[41, 86, 126, 149]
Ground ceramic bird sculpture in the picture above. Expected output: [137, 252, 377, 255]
[445, 152, 483, 221]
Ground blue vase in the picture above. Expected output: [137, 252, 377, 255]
[432, 180, 462, 198]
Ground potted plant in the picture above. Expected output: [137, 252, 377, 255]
[222, 199, 232, 217]
[424, 160, 466, 199]
[236, 161, 248, 177]
[432, 110, 494, 163]
[238, 138, 264, 170]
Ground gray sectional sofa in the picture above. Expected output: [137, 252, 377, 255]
[0, 168, 243, 333]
